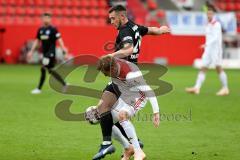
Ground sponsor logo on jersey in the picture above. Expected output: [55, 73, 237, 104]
[46, 30, 51, 35]
[40, 35, 49, 40]
[130, 54, 139, 59]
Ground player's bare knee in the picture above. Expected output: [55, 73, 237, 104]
[118, 110, 129, 121]
[97, 101, 110, 114]
[98, 91, 117, 114]
[216, 66, 223, 74]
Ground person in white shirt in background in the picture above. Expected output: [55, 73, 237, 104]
[186, 7, 229, 96]
[97, 55, 160, 160]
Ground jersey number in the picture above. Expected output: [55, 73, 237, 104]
[132, 25, 141, 54]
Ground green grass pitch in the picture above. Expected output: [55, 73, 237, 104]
[0, 64, 240, 160]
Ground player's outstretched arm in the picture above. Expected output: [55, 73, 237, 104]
[147, 26, 171, 35]
[138, 84, 160, 127]
[27, 39, 39, 60]
[110, 43, 134, 58]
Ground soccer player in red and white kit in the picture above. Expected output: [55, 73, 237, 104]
[97, 55, 160, 160]
[186, 7, 229, 96]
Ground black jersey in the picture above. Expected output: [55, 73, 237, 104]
[36, 25, 61, 58]
[115, 20, 148, 64]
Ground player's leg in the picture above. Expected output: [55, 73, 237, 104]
[98, 91, 117, 143]
[186, 67, 207, 94]
[112, 125, 134, 160]
[216, 66, 229, 96]
[47, 57, 66, 86]
[186, 52, 210, 94]
[31, 66, 46, 94]
[118, 110, 146, 160]
[46, 57, 67, 92]
[115, 119, 144, 148]
[92, 89, 118, 160]
[48, 69, 66, 86]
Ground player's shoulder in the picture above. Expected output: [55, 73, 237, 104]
[119, 20, 137, 33]
[38, 26, 45, 30]
[211, 19, 221, 26]
[119, 26, 132, 35]
[49, 25, 58, 30]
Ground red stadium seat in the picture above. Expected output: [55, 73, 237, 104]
[226, 2, 236, 11]
[89, 8, 99, 17]
[33, 16, 42, 25]
[63, 0, 72, 7]
[0, 0, 7, 6]
[52, 8, 62, 17]
[80, 8, 89, 17]
[52, 17, 62, 25]
[0, 15, 5, 24]
[237, 26, 240, 32]
[23, 16, 34, 24]
[25, 0, 34, 6]
[62, 8, 72, 17]
[26, 7, 35, 16]
[34, 0, 44, 6]
[72, 8, 81, 17]
[5, 16, 15, 24]
[89, 0, 98, 8]
[42, 7, 52, 15]
[54, 0, 63, 7]
[98, 18, 107, 26]
[81, 0, 90, 8]
[45, 0, 54, 7]
[79, 17, 89, 25]
[62, 17, 72, 25]
[99, 8, 108, 18]
[135, 17, 144, 25]
[16, 0, 25, 6]
[72, 0, 81, 7]
[89, 17, 99, 26]
[0, 6, 5, 15]
[99, 0, 108, 8]
[236, 3, 240, 11]
[148, 18, 160, 27]
[148, 0, 158, 10]
[156, 10, 165, 18]
[6, 0, 15, 6]
[16, 6, 26, 15]
[35, 7, 43, 16]
[6, 6, 16, 15]
[70, 17, 80, 25]
[217, 2, 226, 10]
[236, 12, 240, 20]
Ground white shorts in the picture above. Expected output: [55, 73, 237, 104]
[202, 51, 222, 67]
[111, 92, 147, 123]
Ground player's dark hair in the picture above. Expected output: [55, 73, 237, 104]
[109, 5, 127, 14]
[97, 56, 116, 72]
[42, 12, 52, 17]
[207, 5, 217, 12]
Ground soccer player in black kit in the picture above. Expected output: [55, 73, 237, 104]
[93, 5, 170, 160]
[27, 13, 68, 94]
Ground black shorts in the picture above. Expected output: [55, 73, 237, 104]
[41, 57, 56, 69]
[103, 82, 121, 98]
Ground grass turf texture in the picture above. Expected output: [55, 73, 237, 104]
[0, 64, 240, 160]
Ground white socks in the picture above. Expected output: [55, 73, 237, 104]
[112, 125, 130, 149]
[194, 71, 206, 89]
[102, 141, 111, 145]
[219, 71, 228, 89]
[120, 120, 140, 151]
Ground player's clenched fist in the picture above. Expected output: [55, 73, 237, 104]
[159, 26, 171, 34]
[153, 112, 160, 127]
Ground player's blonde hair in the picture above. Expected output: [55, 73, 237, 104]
[97, 55, 116, 72]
